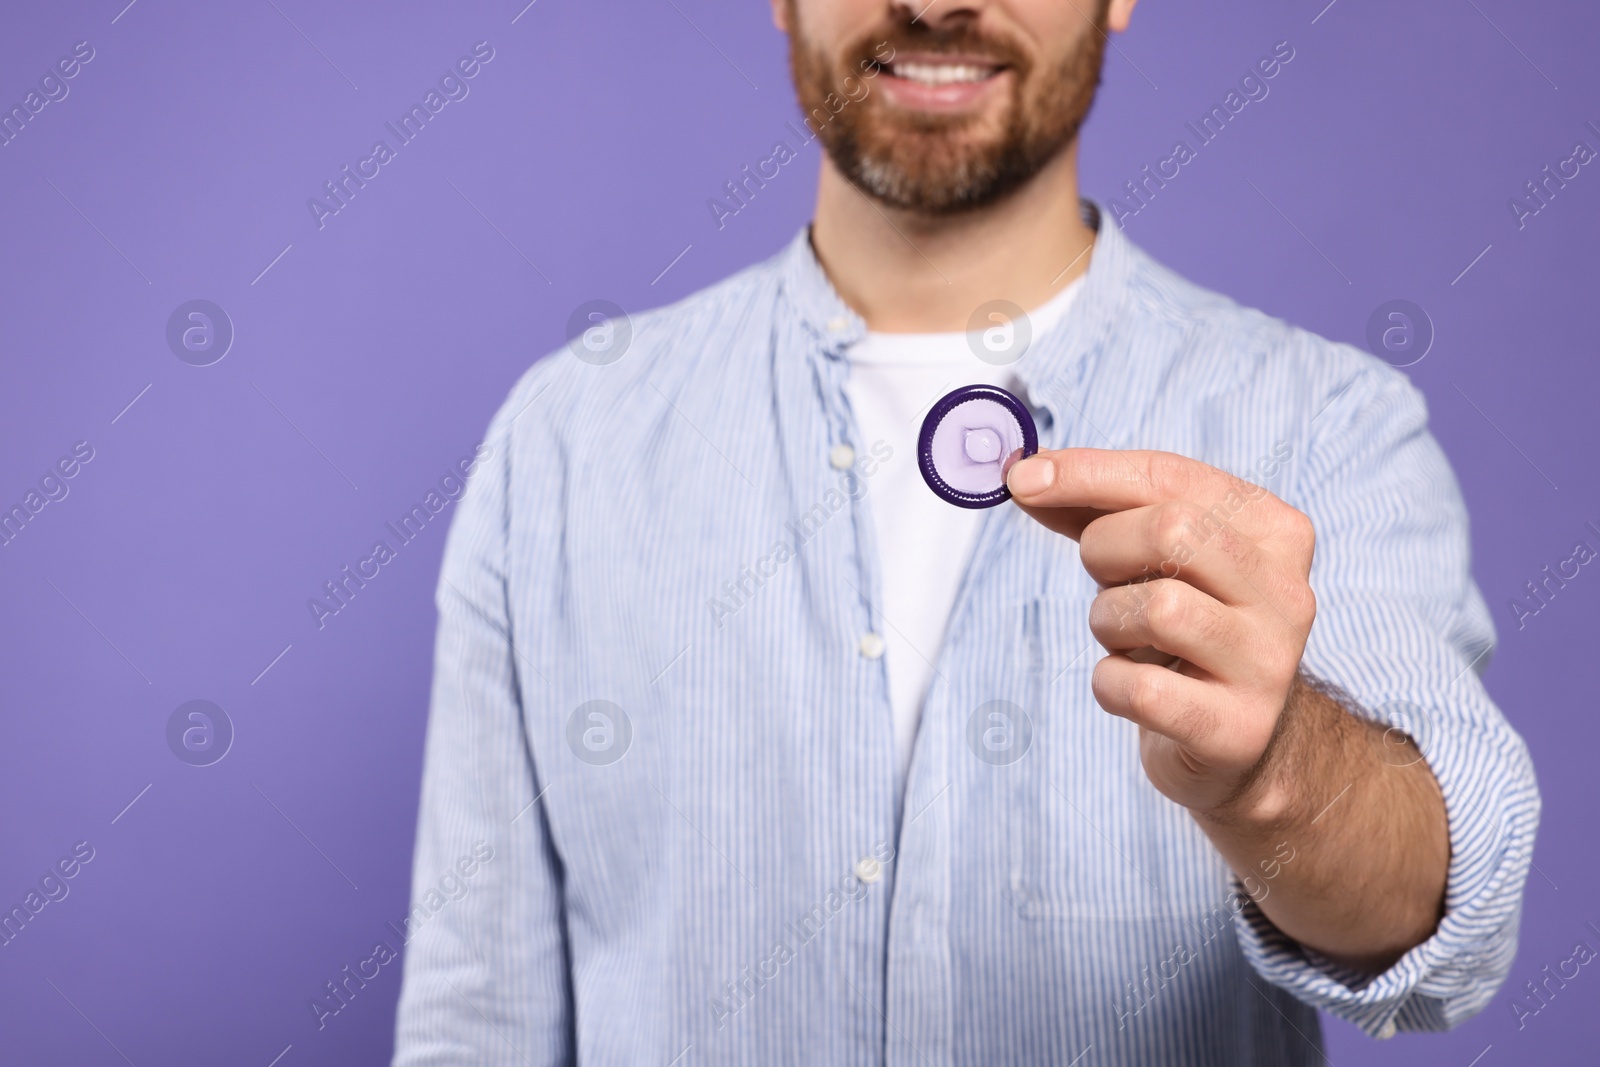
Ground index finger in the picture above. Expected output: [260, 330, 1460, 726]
[1006, 448, 1280, 538]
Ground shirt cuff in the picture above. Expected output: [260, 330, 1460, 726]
[1230, 721, 1538, 1039]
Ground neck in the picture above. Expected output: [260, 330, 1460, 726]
[808, 142, 1096, 333]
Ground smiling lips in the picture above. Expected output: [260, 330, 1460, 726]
[876, 53, 1008, 111]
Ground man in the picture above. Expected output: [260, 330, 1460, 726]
[392, 0, 1538, 1062]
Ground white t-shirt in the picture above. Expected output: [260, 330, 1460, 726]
[841, 278, 1084, 794]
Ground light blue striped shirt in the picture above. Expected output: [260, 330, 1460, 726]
[392, 199, 1539, 1066]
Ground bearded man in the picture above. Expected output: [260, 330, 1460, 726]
[392, 1, 1538, 1063]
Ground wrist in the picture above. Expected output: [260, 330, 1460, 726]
[1196, 672, 1331, 832]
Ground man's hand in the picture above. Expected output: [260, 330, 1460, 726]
[1005, 447, 1450, 972]
[1004, 447, 1316, 816]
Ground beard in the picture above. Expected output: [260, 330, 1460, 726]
[786, 2, 1109, 215]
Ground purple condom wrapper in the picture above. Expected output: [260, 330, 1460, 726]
[917, 384, 1040, 509]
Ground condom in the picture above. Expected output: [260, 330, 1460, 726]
[917, 384, 1039, 509]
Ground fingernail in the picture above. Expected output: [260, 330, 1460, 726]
[1007, 455, 1053, 498]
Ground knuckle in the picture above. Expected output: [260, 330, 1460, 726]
[1145, 581, 1187, 633]
[1128, 668, 1166, 718]
[1282, 507, 1316, 548]
[1152, 501, 1201, 561]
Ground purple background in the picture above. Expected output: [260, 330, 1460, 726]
[1, 0, 1594, 1063]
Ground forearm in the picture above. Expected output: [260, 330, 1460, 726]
[1191, 672, 1450, 973]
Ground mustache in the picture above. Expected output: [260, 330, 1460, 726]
[845, 14, 1031, 74]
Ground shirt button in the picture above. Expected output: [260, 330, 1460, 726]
[858, 632, 886, 659]
[829, 443, 855, 470]
[1376, 1020, 1397, 1040]
[854, 856, 883, 884]
[826, 315, 849, 333]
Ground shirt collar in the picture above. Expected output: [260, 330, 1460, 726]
[778, 220, 870, 351]
[776, 197, 1139, 433]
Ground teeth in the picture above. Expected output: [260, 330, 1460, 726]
[889, 61, 994, 86]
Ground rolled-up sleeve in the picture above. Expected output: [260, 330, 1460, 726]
[1232, 351, 1541, 1038]
[392, 369, 572, 1066]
